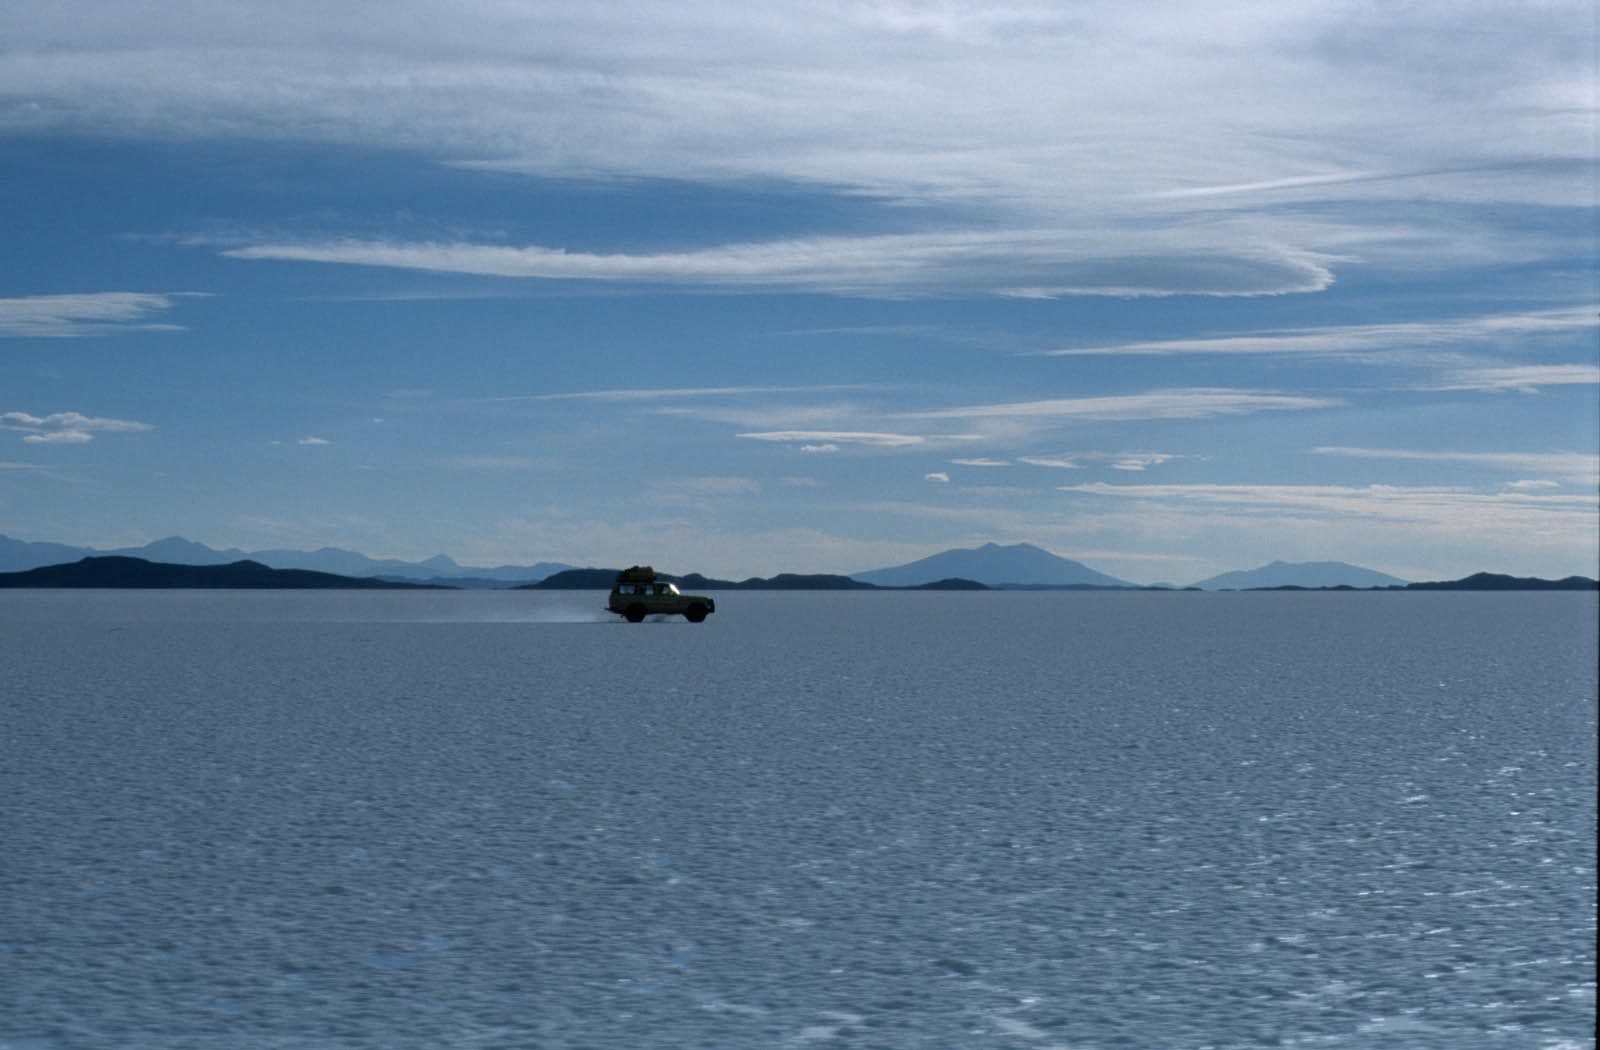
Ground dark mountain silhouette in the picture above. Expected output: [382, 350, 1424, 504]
[1404, 572, 1597, 591]
[0, 556, 448, 589]
[0, 533, 570, 584]
[525, 568, 621, 589]
[528, 568, 883, 590]
[1192, 560, 1409, 590]
[3, 534, 1591, 592]
[852, 542, 1130, 588]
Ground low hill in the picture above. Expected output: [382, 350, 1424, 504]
[685, 573, 876, 590]
[0, 556, 448, 589]
[525, 568, 622, 589]
[1405, 572, 1598, 591]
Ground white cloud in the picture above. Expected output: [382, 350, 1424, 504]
[223, 228, 1339, 298]
[1425, 364, 1600, 393]
[1038, 307, 1596, 359]
[0, 292, 193, 337]
[298, 436, 330, 446]
[510, 383, 862, 402]
[4, 6, 1581, 295]
[1313, 446, 1599, 485]
[739, 430, 927, 448]
[2, 410, 154, 443]
[801, 444, 840, 454]
[1023, 450, 1183, 471]
[1110, 454, 1175, 471]
[1062, 480, 1598, 522]
[906, 389, 1339, 423]
[1018, 456, 1081, 470]
[924, 471, 950, 483]
[951, 458, 1010, 467]
[6, 3, 1585, 211]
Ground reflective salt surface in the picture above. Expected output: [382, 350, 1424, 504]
[2, 590, 1595, 1048]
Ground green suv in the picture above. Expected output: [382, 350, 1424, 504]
[608, 565, 715, 623]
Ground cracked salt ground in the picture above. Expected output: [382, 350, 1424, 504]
[1, 590, 1595, 1048]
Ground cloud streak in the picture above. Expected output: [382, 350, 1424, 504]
[1424, 364, 1600, 393]
[738, 430, 930, 449]
[1037, 307, 1597, 359]
[4, 3, 1586, 212]
[905, 389, 1339, 422]
[1313, 446, 1600, 485]
[223, 230, 1338, 298]
[3, 2, 1588, 306]
[507, 384, 864, 402]
[2, 410, 154, 444]
[1062, 481, 1598, 529]
[0, 293, 192, 338]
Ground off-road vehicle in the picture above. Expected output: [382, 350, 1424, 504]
[607, 565, 715, 623]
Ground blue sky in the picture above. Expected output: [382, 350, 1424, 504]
[2, 1, 1596, 583]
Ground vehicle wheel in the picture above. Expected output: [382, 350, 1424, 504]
[684, 603, 707, 623]
[625, 604, 646, 623]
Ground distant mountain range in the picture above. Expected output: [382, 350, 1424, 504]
[0, 554, 1592, 592]
[855, 546, 1413, 590]
[0, 533, 571, 585]
[528, 568, 983, 591]
[853, 542, 1132, 588]
[0, 556, 444, 589]
[1191, 560, 1410, 590]
[1, 533, 1593, 591]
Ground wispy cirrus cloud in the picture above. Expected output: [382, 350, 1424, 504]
[0, 293, 195, 338]
[904, 389, 1338, 423]
[1061, 481, 1598, 530]
[1058, 482, 1600, 574]
[1423, 364, 1600, 393]
[1108, 454, 1177, 471]
[223, 228, 1338, 299]
[6, 3, 1586, 214]
[7, 3, 1590, 301]
[1020, 451, 1187, 471]
[1018, 455, 1080, 470]
[1313, 446, 1600, 485]
[732, 394, 1330, 454]
[738, 430, 930, 449]
[1, 411, 153, 444]
[502, 383, 865, 402]
[1037, 307, 1596, 359]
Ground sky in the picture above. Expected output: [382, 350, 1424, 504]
[1, 1, 1596, 584]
